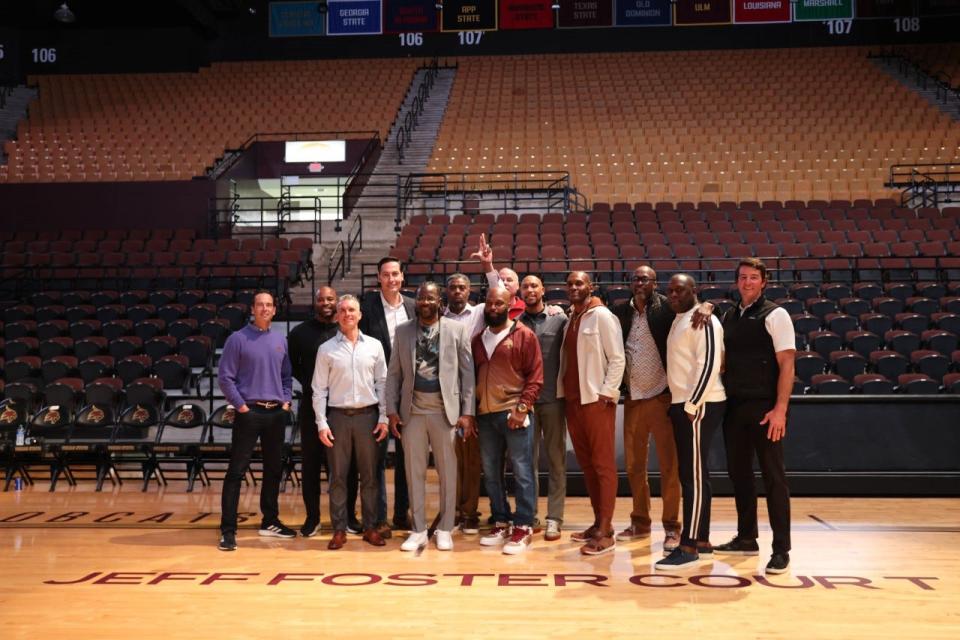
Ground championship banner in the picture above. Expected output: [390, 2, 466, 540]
[327, 0, 383, 34]
[614, 0, 672, 26]
[383, 0, 439, 32]
[269, 1, 326, 36]
[920, 0, 960, 15]
[674, 0, 732, 24]
[499, 0, 555, 29]
[734, 0, 791, 22]
[557, 0, 615, 27]
[441, 0, 498, 30]
[855, 0, 914, 17]
[793, 0, 853, 20]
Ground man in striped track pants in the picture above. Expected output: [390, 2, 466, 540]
[656, 274, 727, 571]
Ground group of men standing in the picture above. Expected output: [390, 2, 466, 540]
[215, 241, 795, 573]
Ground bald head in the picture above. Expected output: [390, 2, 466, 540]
[483, 286, 512, 329]
[666, 274, 698, 314]
[498, 268, 520, 295]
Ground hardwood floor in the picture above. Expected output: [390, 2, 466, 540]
[2, 479, 958, 639]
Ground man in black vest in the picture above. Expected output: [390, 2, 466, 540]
[716, 257, 796, 574]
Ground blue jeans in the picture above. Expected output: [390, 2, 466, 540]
[478, 411, 536, 527]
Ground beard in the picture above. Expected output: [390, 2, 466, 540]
[484, 309, 509, 327]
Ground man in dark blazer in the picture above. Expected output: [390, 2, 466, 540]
[355, 256, 415, 533]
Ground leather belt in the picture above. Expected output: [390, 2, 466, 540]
[329, 404, 378, 416]
[252, 400, 281, 410]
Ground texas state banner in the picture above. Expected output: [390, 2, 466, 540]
[733, 0, 791, 22]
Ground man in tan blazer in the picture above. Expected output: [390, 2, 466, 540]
[386, 281, 476, 552]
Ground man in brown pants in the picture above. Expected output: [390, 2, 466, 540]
[557, 271, 625, 556]
[612, 265, 682, 552]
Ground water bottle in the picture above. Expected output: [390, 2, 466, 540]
[15, 425, 26, 447]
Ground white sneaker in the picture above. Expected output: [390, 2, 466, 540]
[400, 530, 428, 552]
[434, 530, 454, 551]
[479, 522, 512, 546]
[503, 526, 532, 555]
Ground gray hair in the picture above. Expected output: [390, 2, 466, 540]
[337, 294, 360, 310]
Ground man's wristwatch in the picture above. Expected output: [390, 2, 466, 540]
[516, 403, 529, 413]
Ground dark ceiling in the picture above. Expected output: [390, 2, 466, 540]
[0, 0, 265, 32]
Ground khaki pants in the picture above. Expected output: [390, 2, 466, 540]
[623, 394, 681, 532]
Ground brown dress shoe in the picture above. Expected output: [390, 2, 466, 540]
[616, 524, 652, 542]
[376, 523, 393, 540]
[362, 528, 386, 546]
[328, 530, 347, 550]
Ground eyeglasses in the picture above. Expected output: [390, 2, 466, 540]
[631, 276, 654, 283]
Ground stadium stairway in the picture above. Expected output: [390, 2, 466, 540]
[0, 86, 39, 164]
[327, 65, 457, 294]
[873, 56, 960, 122]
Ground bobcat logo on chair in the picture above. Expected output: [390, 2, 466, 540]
[87, 405, 106, 424]
[131, 405, 151, 424]
[44, 409, 62, 425]
[222, 407, 237, 425]
[0, 404, 18, 424]
[176, 406, 195, 424]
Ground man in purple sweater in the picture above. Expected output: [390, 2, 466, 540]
[217, 290, 295, 551]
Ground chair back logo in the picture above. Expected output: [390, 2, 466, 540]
[44, 409, 62, 424]
[0, 404, 18, 424]
[222, 407, 236, 425]
[131, 405, 151, 424]
[88, 405, 106, 423]
[177, 407, 195, 424]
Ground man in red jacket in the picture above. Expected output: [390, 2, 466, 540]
[471, 286, 544, 555]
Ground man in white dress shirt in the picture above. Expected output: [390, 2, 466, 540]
[312, 295, 390, 550]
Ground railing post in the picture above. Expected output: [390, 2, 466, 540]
[395, 174, 403, 232]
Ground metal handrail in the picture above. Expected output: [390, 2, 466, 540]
[396, 58, 440, 165]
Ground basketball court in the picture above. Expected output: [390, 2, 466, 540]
[2, 478, 957, 639]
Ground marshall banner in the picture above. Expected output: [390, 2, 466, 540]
[327, 0, 383, 34]
[557, 0, 615, 27]
[793, 0, 854, 20]
[383, 0, 440, 32]
[734, 0, 791, 22]
[674, 0, 733, 24]
[615, 0, 673, 25]
[441, 0, 498, 30]
[499, 0, 555, 28]
[855, 0, 914, 17]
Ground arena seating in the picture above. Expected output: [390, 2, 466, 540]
[387, 202, 960, 395]
[430, 47, 960, 203]
[0, 58, 420, 183]
[1, 229, 319, 450]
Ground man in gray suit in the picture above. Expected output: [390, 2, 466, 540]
[387, 281, 476, 552]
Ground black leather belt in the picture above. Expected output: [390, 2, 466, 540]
[329, 404, 378, 416]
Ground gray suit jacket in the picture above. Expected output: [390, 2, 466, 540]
[385, 316, 475, 426]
